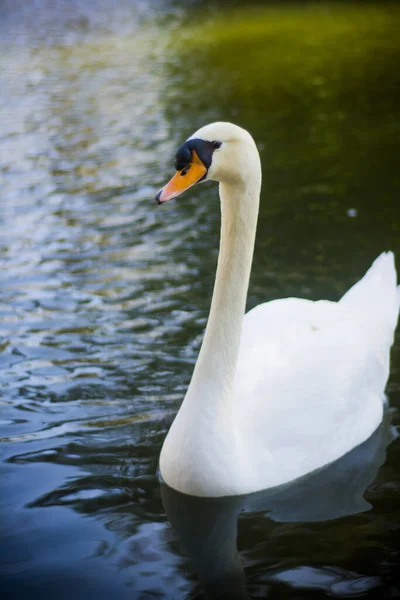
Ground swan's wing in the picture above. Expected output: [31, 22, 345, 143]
[236, 251, 399, 404]
[233, 252, 399, 487]
[339, 251, 400, 339]
[235, 296, 344, 394]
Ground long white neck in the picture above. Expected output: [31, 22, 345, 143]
[187, 180, 260, 413]
[160, 147, 261, 496]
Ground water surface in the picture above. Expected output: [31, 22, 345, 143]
[1, 2, 400, 598]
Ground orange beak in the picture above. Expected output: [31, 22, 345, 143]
[155, 150, 207, 204]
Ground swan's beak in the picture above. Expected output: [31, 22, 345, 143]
[155, 150, 207, 204]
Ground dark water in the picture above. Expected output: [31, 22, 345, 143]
[1, 1, 400, 598]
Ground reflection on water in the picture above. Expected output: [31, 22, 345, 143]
[1, 1, 400, 599]
[161, 410, 394, 599]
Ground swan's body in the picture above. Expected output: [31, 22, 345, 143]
[156, 122, 400, 497]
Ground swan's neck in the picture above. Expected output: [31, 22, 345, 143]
[160, 169, 261, 495]
[186, 179, 260, 415]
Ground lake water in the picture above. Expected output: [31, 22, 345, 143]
[1, 1, 400, 598]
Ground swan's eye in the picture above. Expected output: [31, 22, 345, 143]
[212, 141, 222, 149]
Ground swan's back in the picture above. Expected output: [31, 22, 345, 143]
[234, 252, 400, 490]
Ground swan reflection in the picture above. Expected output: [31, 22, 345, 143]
[161, 411, 393, 599]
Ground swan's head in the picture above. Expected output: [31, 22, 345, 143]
[155, 122, 260, 204]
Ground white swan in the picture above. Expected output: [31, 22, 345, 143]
[156, 122, 400, 497]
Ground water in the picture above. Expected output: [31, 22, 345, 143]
[1, 1, 400, 598]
